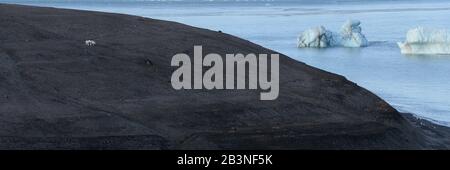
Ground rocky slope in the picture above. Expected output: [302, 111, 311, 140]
[0, 4, 447, 149]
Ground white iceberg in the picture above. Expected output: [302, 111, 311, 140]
[397, 27, 450, 54]
[297, 20, 369, 48]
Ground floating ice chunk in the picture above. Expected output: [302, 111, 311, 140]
[397, 27, 450, 54]
[297, 20, 368, 48]
[338, 20, 369, 47]
[297, 26, 331, 48]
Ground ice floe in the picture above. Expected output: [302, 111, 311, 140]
[297, 20, 369, 48]
[397, 27, 450, 54]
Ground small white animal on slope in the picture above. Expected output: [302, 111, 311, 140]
[85, 40, 96, 46]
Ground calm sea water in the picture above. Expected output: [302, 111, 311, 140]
[4, 0, 450, 126]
